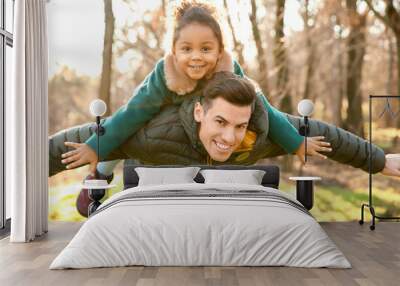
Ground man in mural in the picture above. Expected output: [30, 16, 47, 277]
[49, 72, 399, 178]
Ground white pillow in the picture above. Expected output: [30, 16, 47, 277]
[200, 169, 266, 185]
[135, 167, 200, 186]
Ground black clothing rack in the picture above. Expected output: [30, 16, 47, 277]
[359, 95, 400, 230]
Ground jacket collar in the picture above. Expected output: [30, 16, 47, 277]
[163, 50, 234, 95]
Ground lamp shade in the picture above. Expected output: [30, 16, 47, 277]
[89, 99, 107, 117]
[297, 99, 314, 117]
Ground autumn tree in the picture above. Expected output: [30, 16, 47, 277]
[48, 66, 96, 133]
[365, 0, 400, 126]
[99, 0, 115, 117]
[249, 0, 270, 95]
[342, 0, 367, 137]
[366, 0, 400, 96]
[223, 0, 245, 67]
[301, 0, 316, 100]
[274, 0, 293, 114]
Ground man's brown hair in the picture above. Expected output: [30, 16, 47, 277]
[202, 71, 257, 112]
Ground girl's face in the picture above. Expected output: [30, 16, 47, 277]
[173, 23, 222, 80]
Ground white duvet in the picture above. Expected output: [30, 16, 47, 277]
[50, 183, 351, 269]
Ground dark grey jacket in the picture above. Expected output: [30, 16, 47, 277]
[49, 96, 385, 176]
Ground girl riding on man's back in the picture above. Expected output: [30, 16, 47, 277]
[56, 0, 329, 178]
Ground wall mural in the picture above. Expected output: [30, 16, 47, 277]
[48, 0, 400, 222]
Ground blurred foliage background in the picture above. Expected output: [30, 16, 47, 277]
[48, 0, 400, 222]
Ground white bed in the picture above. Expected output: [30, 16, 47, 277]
[50, 183, 351, 269]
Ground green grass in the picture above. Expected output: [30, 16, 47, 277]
[49, 173, 125, 222]
[279, 179, 400, 221]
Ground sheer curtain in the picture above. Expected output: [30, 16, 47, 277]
[7, 0, 48, 242]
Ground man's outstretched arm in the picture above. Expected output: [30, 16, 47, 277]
[265, 113, 391, 175]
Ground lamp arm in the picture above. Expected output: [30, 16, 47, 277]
[304, 116, 308, 163]
[96, 116, 100, 179]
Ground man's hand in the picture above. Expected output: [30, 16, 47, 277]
[381, 154, 400, 177]
[295, 136, 332, 165]
[61, 142, 98, 175]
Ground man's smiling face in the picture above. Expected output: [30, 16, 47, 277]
[194, 97, 252, 162]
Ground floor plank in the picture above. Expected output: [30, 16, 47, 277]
[0, 221, 399, 286]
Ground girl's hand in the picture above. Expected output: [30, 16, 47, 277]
[295, 136, 332, 165]
[381, 154, 400, 177]
[61, 142, 98, 175]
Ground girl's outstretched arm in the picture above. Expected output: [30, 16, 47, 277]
[61, 142, 98, 175]
[85, 59, 170, 160]
[55, 59, 172, 172]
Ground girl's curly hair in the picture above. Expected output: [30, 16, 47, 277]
[164, 0, 225, 53]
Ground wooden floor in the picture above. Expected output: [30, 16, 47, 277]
[0, 222, 399, 286]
